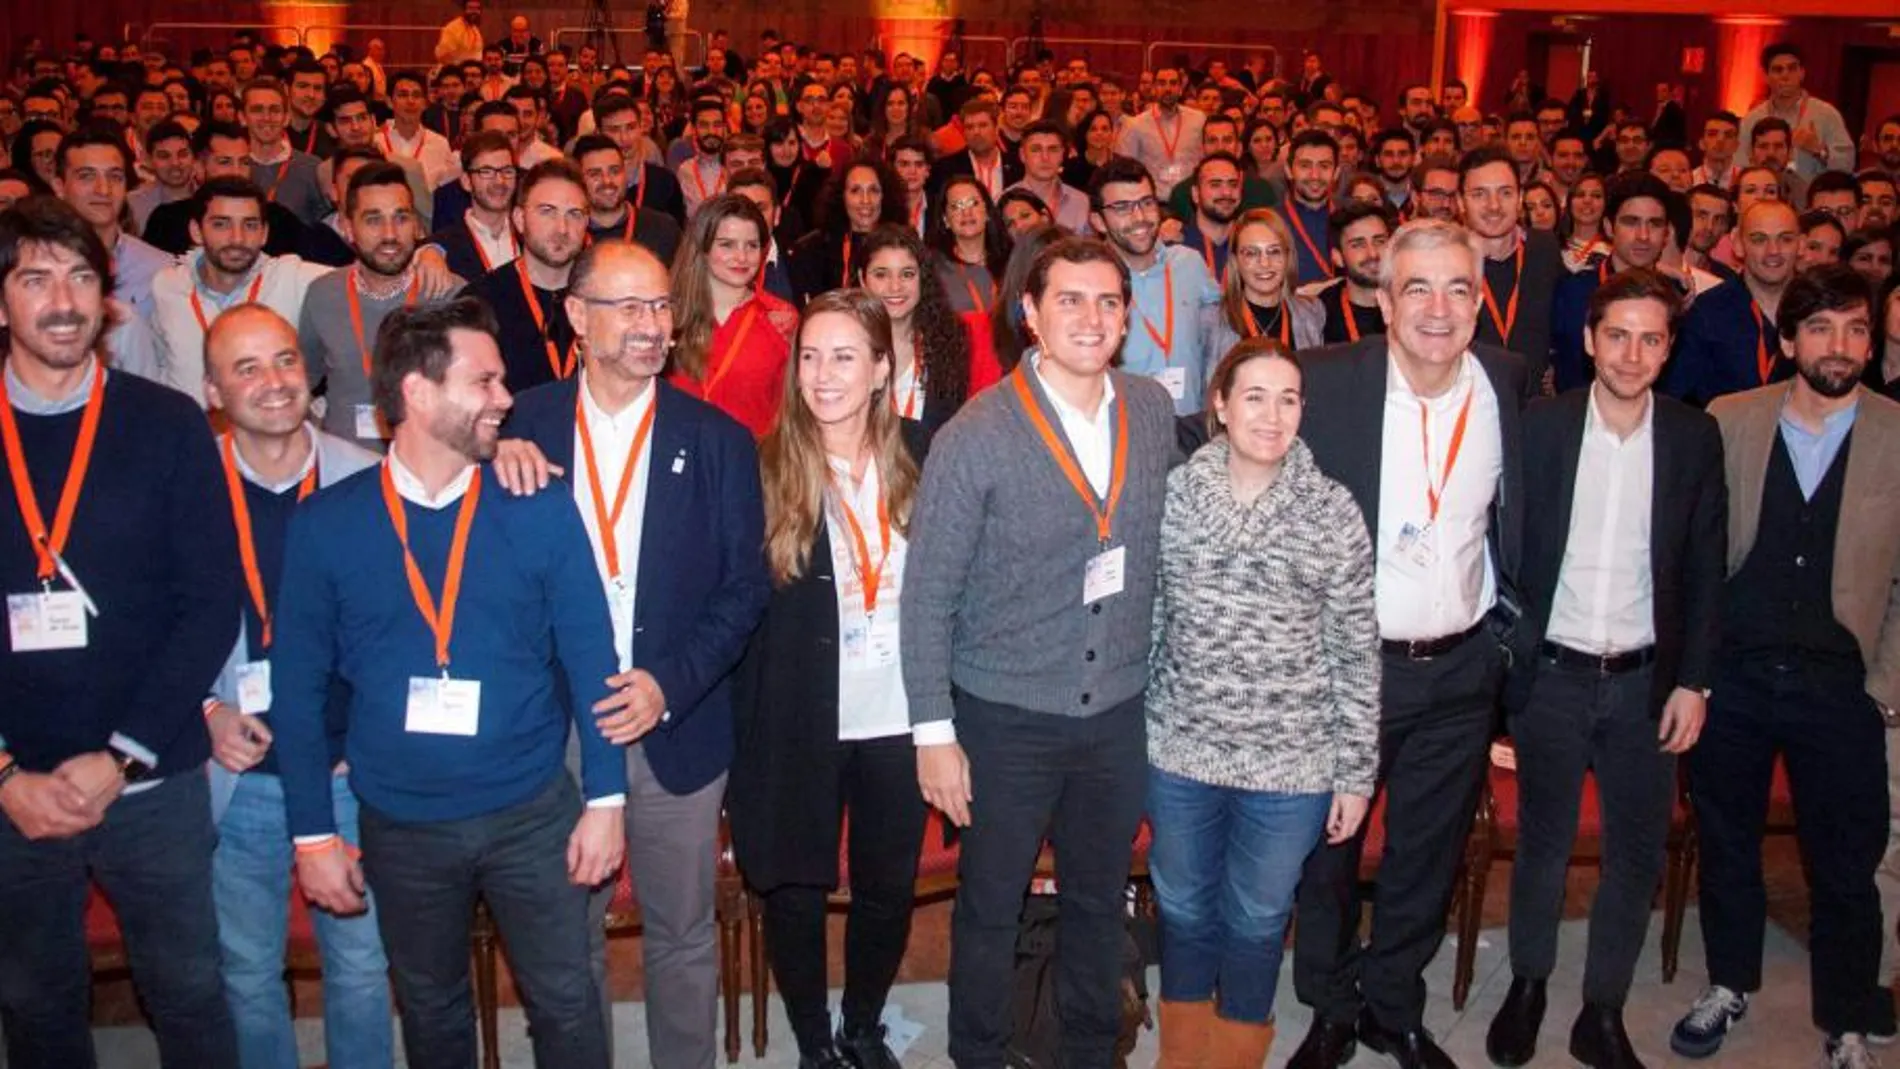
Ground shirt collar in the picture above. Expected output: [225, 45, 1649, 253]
[578, 371, 658, 431]
[386, 443, 478, 508]
[1385, 348, 1475, 407]
[1778, 392, 1860, 439]
[191, 249, 271, 302]
[1584, 381, 1654, 443]
[231, 423, 320, 493]
[4, 358, 99, 416]
[250, 141, 291, 165]
[1029, 350, 1115, 426]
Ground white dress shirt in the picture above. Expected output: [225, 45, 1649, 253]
[826, 455, 911, 740]
[1545, 387, 1656, 655]
[1373, 352, 1502, 640]
[571, 376, 657, 674]
[381, 122, 460, 190]
[1031, 352, 1116, 496]
[464, 212, 519, 272]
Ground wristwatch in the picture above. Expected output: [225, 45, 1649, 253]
[114, 751, 155, 785]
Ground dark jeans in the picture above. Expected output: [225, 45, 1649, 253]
[1689, 658, 1889, 1035]
[0, 770, 237, 1069]
[359, 772, 608, 1069]
[1507, 658, 1676, 1006]
[948, 691, 1147, 1069]
[1292, 635, 1500, 1032]
[762, 735, 927, 1056]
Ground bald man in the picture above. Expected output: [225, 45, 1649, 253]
[1666, 199, 1801, 405]
[200, 304, 390, 1068]
[496, 241, 770, 1069]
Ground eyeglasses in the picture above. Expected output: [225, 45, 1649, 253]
[468, 165, 518, 181]
[575, 294, 672, 319]
[1099, 195, 1159, 217]
[947, 196, 983, 213]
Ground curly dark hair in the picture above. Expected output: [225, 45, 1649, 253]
[927, 173, 1012, 279]
[814, 157, 907, 236]
[850, 223, 972, 411]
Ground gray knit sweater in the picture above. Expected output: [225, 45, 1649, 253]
[902, 364, 1178, 727]
[1146, 437, 1381, 796]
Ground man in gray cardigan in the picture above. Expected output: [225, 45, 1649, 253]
[902, 236, 1180, 1068]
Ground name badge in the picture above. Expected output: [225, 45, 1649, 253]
[842, 612, 900, 669]
[405, 676, 482, 736]
[1083, 546, 1126, 605]
[354, 403, 386, 441]
[1157, 366, 1187, 401]
[1390, 521, 1438, 576]
[235, 660, 273, 715]
[8, 591, 89, 652]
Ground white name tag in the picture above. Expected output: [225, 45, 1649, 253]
[235, 660, 273, 715]
[842, 612, 900, 669]
[1083, 546, 1126, 605]
[354, 404, 386, 441]
[1389, 521, 1438, 577]
[8, 591, 89, 652]
[405, 676, 482, 736]
[1157, 366, 1187, 401]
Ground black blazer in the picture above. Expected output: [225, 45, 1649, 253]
[729, 422, 931, 892]
[1508, 388, 1725, 715]
[927, 148, 1025, 203]
[501, 377, 771, 794]
[429, 222, 490, 284]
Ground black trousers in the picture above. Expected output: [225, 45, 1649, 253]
[1506, 658, 1676, 1006]
[762, 734, 928, 1056]
[1689, 658, 1889, 1035]
[947, 691, 1147, 1069]
[1292, 635, 1501, 1031]
[359, 772, 609, 1069]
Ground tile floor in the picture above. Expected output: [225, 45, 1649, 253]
[78, 907, 1845, 1068]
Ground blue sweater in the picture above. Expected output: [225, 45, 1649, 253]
[1664, 278, 1793, 406]
[269, 463, 627, 836]
[0, 371, 239, 775]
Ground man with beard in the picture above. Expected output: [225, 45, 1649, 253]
[928, 98, 1023, 205]
[1285, 131, 1341, 285]
[1855, 170, 1895, 232]
[317, 88, 435, 233]
[1671, 263, 1900, 1069]
[1164, 115, 1280, 227]
[1004, 121, 1090, 235]
[678, 97, 730, 219]
[199, 304, 391, 1069]
[142, 121, 307, 259]
[1485, 269, 1725, 1069]
[1460, 146, 1562, 392]
[1369, 129, 1417, 215]
[1874, 116, 1900, 179]
[1398, 83, 1437, 137]
[460, 159, 586, 391]
[300, 162, 466, 449]
[285, 61, 337, 160]
[1118, 66, 1205, 200]
[495, 239, 768, 1069]
[573, 135, 680, 265]
[1409, 156, 1461, 224]
[1307, 202, 1392, 344]
[594, 94, 686, 227]
[436, 0, 484, 66]
[1089, 156, 1219, 416]
[0, 195, 242, 1069]
[272, 295, 630, 1069]
[1547, 130, 1591, 204]
[430, 131, 518, 281]
[243, 78, 327, 227]
[1177, 152, 1243, 279]
[1666, 199, 1801, 407]
[1686, 183, 1737, 280]
[1550, 173, 1683, 392]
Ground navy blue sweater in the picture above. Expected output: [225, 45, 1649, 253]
[1664, 277, 1794, 406]
[0, 371, 240, 775]
[269, 463, 626, 836]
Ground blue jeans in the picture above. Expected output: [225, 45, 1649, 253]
[212, 771, 393, 1069]
[1147, 765, 1330, 1023]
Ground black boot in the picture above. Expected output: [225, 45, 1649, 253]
[1569, 1003, 1647, 1069]
[1359, 1008, 1457, 1069]
[836, 1022, 902, 1069]
[1285, 1015, 1358, 1069]
[797, 1044, 854, 1069]
[1484, 976, 1547, 1067]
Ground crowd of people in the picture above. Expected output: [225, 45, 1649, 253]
[0, 10, 1899, 1069]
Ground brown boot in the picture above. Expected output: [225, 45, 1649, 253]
[1157, 1000, 1217, 1069]
[1207, 1014, 1275, 1069]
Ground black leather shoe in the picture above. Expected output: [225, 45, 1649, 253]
[796, 1046, 854, 1069]
[1286, 1015, 1359, 1069]
[1485, 976, 1548, 1067]
[1569, 1003, 1647, 1069]
[1359, 1009, 1459, 1069]
[835, 1023, 902, 1069]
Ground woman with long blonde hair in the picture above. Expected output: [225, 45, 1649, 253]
[1210, 208, 1326, 357]
[666, 192, 801, 438]
[731, 289, 930, 1069]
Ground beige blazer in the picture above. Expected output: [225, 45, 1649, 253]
[1710, 382, 1900, 707]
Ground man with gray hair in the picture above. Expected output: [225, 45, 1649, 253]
[1280, 219, 1528, 1069]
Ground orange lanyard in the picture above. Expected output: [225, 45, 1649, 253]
[190, 273, 266, 333]
[1751, 300, 1777, 384]
[1287, 204, 1334, 279]
[687, 158, 722, 202]
[1242, 299, 1291, 347]
[1339, 286, 1363, 342]
[1597, 259, 1612, 285]
[1151, 107, 1182, 164]
[702, 303, 761, 399]
[467, 217, 518, 273]
[1139, 261, 1175, 363]
[1009, 368, 1129, 547]
[347, 269, 422, 377]
[262, 155, 292, 203]
[830, 468, 892, 616]
[957, 263, 990, 312]
[893, 344, 922, 420]
[301, 123, 319, 155]
[1198, 232, 1219, 277]
[515, 259, 575, 379]
[839, 234, 854, 289]
[972, 153, 998, 194]
[1481, 239, 1523, 344]
[0, 364, 106, 583]
[379, 463, 481, 671]
[631, 172, 647, 211]
[381, 127, 424, 160]
[1420, 385, 1476, 524]
[574, 385, 658, 579]
[220, 433, 317, 648]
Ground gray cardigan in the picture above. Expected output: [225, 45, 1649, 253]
[1147, 437, 1381, 796]
[1206, 293, 1328, 369]
[901, 362, 1179, 728]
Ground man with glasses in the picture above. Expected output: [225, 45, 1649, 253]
[431, 131, 519, 281]
[1612, 120, 1652, 175]
[1411, 157, 1460, 222]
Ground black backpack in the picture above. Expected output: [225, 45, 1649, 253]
[1004, 893, 1153, 1069]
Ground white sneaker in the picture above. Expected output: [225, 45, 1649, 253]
[1826, 1033, 1883, 1069]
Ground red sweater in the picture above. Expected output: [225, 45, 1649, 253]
[667, 291, 799, 439]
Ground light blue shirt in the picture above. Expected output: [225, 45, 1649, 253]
[1778, 398, 1857, 500]
[1119, 243, 1220, 415]
[112, 231, 178, 316]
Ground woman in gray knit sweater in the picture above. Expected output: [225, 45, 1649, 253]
[1145, 337, 1381, 1069]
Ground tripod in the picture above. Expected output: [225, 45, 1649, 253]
[583, 0, 622, 67]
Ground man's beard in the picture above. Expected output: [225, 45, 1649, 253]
[1799, 354, 1863, 399]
